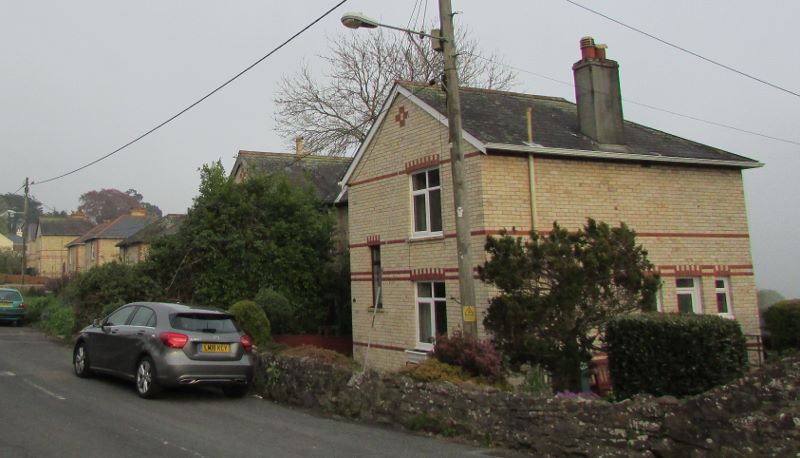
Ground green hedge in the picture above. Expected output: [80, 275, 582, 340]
[763, 299, 800, 354]
[606, 313, 747, 399]
[229, 300, 271, 349]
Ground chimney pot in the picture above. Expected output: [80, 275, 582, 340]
[580, 36, 596, 59]
[295, 136, 304, 156]
[595, 44, 607, 60]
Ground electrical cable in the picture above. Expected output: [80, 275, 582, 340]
[563, 0, 800, 99]
[31, 0, 349, 187]
[466, 53, 800, 147]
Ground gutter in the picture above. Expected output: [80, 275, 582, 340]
[484, 143, 764, 169]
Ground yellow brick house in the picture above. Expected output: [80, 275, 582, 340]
[28, 214, 95, 278]
[66, 208, 152, 273]
[337, 38, 763, 371]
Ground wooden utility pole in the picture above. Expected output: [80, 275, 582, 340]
[438, 0, 477, 335]
[21, 178, 29, 286]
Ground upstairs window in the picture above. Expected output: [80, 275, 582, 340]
[676, 277, 702, 314]
[411, 168, 442, 236]
[370, 246, 382, 308]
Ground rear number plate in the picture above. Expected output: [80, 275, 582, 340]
[201, 343, 230, 353]
[0, 302, 11, 307]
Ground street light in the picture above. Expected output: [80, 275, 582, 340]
[341, 2, 478, 336]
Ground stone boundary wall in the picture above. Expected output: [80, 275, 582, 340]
[256, 354, 800, 456]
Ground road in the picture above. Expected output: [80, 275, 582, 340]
[0, 325, 509, 457]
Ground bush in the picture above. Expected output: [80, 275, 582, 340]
[520, 364, 552, 397]
[229, 300, 271, 349]
[65, 262, 161, 331]
[281, 345, 356, 369]
[254, 288, 302, 335]
[41, 299, 75, 337]
[433, 331, 505, 383]
[606, 313, 747, 399]
[763, 299, 800, 354]
[403, 358, 469, 384]
[24, 296, 56, 323]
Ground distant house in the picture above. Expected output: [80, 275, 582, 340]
[117, 214, 186, 264]
[337, 38, 762, 370]
[229, 139, 352, 254]
[0, 233, 14, 251]
[65, 208, 153, 273]
[28, 214, 95, 277]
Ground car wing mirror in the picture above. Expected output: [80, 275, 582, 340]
[92, 319, 101, 327]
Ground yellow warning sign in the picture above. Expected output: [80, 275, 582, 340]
[462, 305, 477, 322]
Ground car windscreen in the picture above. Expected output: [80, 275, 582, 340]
[0, 291, 22, 302]
[169, 313, 239, 334]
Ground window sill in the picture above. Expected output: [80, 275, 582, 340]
[405, 349, 430, 365]
[366, 307, 385, 313]
[409, 233, 445, 243]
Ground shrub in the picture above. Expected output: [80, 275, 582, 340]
[403, 358, 469, 384]
[65, 262, 161, 331]
[520, 364, 552, 397]
[254, 288, 302, 335]
[763, 299, 800, 354]
[433, 331, 505, 383]
[24, 296, 56, 323]
[41, 299, 75, 337]
[606, 313, 748, 399]
[229, 300, 271, 349]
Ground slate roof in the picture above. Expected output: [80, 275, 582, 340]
[67, 214, 153, 248]
[117, 214, 186, 248]
[230, 151, 352, 204]
[398, 81, 759, 165]
[38, 217, 95, 237]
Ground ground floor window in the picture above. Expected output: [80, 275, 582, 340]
[714, 277, 733, 317]
[416, 281, 447, 350]
[676, 277, 702, 313]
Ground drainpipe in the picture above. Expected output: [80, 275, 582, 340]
[527, 107, 538, 231]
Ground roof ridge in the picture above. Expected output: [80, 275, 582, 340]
[237, 150, 352, 162]
[398, 80, 570, 103]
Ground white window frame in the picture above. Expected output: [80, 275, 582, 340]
[415, 281, 447, 351]
[714, 277, 734, 319]
[90, 241, 96, 262]
[675, 277, 702, 314]
[410, 168, 443, 238]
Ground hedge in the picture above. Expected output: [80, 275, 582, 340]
[605, 313, 747, 399]
[229, 300, 271, 349]
[763, 299, 800, 354]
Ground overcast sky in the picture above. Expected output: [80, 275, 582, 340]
[2, 1, 798, 297]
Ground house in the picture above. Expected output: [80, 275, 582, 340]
[0, 233, 15, 252]
[117, 214, 186, 264]
[229, 140, 352, 254]
[65, 208, 152, 273]
[27, 213, 95, 277]
[337, 37, 762, 371]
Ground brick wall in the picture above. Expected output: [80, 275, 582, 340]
[347, 95, 759, 371]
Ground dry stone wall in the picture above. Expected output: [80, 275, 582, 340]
[256, 353, 800, 457]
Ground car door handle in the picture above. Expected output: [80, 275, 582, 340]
[135, 330, 145, 336]
[110, 328, 119, 334]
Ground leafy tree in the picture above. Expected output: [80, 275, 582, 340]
[1, 193, 43, 233]
[143, 162, 336, 332]
[478, 219, 660, 392]
[274, 27, 516, 156]
[77, 188, 162, 223]
[757, 289, 785, 313]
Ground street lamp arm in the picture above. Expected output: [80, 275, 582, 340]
[340, 12, 445, 41]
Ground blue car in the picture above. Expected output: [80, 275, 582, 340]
[0, 288, 25, 326]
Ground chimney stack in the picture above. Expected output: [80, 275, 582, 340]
[130, 208, 147, 217]
[295, 136, 304, 156]
[573, 37, 625, 147]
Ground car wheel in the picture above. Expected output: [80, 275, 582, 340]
[222, 384, 249, 398]
[135, 356, 161, 399]
[73, 343, 92, 378]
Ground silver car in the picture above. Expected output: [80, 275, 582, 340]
[73, 302, 254, 399]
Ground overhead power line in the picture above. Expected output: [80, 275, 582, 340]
[467, 53, 800, 147]
[32, 0, 349, 187]
[563, 0, 800, 99]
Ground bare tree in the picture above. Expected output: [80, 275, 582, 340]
[274, 27, 517, 156]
